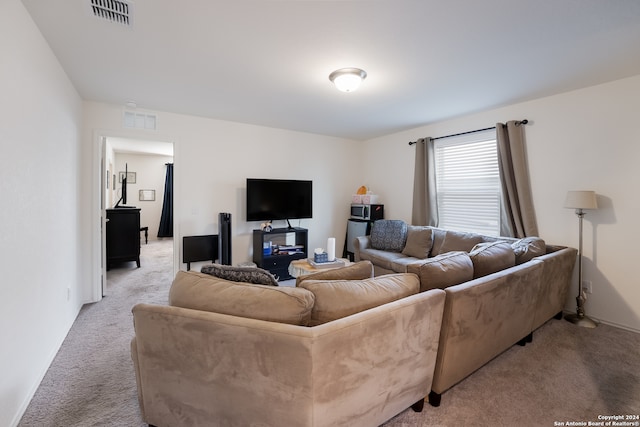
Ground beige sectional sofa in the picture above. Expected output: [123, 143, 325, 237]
[354, 221, 578, 406]
[131, 264, 446, 427]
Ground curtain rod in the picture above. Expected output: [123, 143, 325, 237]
[408, 119, 528, 145]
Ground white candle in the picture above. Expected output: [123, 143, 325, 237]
[327, 237, 336, 261]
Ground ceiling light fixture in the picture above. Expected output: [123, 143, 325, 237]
[329, 68, 367, 92]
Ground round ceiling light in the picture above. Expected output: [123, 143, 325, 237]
[328, 68, 367, 92]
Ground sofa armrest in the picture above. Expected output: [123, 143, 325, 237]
[531, 246, 578, 330]
[353, 235, 371, 261]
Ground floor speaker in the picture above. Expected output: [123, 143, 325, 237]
[218, 212, 232, 265]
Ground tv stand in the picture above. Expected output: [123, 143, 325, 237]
[253, 227, 307, 281]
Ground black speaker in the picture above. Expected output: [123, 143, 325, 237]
[218, 212, 232, 265]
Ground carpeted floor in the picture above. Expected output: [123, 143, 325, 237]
[18, 239, 640, 426]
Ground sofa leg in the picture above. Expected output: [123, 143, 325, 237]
[428, 390, 441, 407]
[411, 398, 425, 412]
[554, 311, 563, 320]
[517, 332, 533, 346]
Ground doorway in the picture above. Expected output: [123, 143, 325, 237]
[101, 136, 175, 296]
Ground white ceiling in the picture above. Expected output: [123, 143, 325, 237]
[22, 0, 640, 141]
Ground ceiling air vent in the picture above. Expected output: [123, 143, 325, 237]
[90, 0, 132, 26]
[123, 111, 157, 131]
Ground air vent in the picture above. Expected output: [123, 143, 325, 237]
[90, 0, 132, 26]
[123, 111, 157, 130]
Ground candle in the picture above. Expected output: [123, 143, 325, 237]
[327, 237, 336, 261]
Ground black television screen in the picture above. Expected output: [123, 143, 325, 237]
[246, 178, 312, 222]
[115, 163, 128, 208]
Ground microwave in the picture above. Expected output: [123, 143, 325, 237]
[350, 204, 384, 221]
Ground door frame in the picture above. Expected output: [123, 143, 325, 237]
[91, 130, 178, 302]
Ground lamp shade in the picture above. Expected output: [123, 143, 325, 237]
[564, 191, 598, 210]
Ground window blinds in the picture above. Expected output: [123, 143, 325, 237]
[434, 131, 501, 236]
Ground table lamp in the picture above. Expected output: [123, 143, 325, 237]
[563, 190, 598, 328]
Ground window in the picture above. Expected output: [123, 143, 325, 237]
[434, 130, 501, 236]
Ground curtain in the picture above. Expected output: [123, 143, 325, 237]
[411, 137, 437, 226]
[157, 163, 173, 238]
[496, 121, 538, 237]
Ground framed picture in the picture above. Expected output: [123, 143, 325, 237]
[119, 171, 136, 184]
[113, 174, 116, 190]
[139, 189, 155, 201]
[106, 170, 110, 189]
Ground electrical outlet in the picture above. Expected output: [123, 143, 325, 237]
[67, 287, 71, 301]
[582, 280, 592, 294]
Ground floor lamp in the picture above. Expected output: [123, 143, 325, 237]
[564, 190, 598, 328]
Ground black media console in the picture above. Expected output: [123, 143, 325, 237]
[253, 227, 308, 281]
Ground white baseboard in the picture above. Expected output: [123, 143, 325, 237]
[563, 310, 640, 334]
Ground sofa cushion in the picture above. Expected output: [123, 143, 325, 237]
[511, 237, 546, 264]
[298, 273, 419, 326]
[429, 228, 448, 256]
[469, 241, 516, 278]
[296, 260, 374, 286]
[201, 263, 279, 286]
[169, 271, 315, 326]
[401, 226, 434, 259]
[356, 248, 407, 272]
[389, 256, 426, 273]
[407, 251, 474, 292]
[433, 230, 484, 256]
[370, 220, 408, 252]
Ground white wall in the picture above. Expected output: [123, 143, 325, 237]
[5, 3, 636, 424]
[83, 102, 363, 275]
[113, 152, 173, 239]
[363, 75, 640, 332]
[0, 1, 84, 426]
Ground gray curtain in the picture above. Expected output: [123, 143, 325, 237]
[496, 121, 538, 237]
[411, 137, 437, 226]
[157, 163, 173, 238]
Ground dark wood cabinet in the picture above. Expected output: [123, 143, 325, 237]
[253, 227, 307, 281]
[106, 207, 141, 270]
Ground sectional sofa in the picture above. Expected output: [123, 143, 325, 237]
[354, 220, 578, 405]
[131, 263, 446, 427]
[130, 221, 577, 425]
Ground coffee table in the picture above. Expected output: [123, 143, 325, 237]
[288, 258, 351, 278]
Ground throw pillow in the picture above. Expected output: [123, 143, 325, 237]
[401, 226, 434, 259]
[295, 260, 374, 287]
[169, 271, 315, 326]
[469, 241, 516, 278]
[201, 263, 279, 286]
[435, 230, 484, 255]
[407, 251, 474, 292]
[298, 273, 419, 326]
[511, 237, 546, 264]
[370, 220, 408, 252]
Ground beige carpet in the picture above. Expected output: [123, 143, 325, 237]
[19, 239, 640, 426]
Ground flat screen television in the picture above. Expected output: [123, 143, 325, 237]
[115, 163, 131, 208]
[246, 178, 312, 223]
